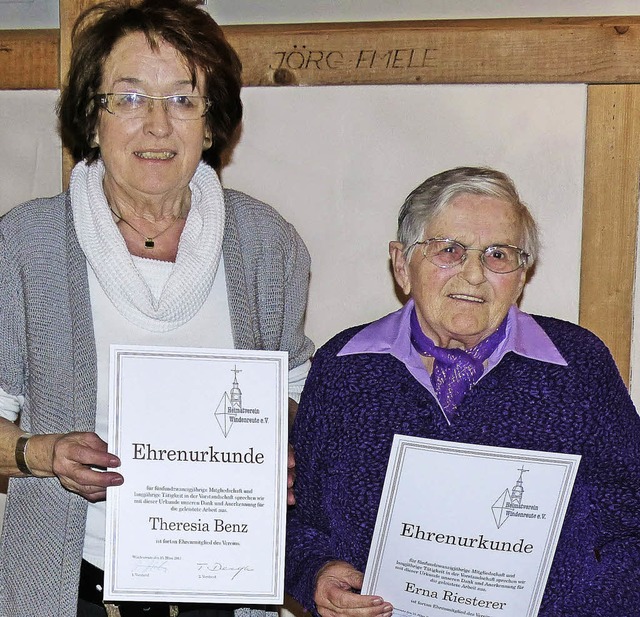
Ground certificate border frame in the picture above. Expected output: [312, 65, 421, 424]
[104, 345, 288, 604]
[363, 435, 581, 617]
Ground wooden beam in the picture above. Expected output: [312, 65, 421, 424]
[580, 84, 640, 385]
[0, 29, 58, 90]
[7, 17, 640, 91]
[224, 17, 640, 87]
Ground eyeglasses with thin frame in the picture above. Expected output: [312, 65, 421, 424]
[410, 237, 530, 274]
[96, 92, 211, 120]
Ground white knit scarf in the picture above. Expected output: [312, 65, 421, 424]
[70, 159, 225, 332]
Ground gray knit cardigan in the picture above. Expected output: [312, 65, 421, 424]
[0, 188, 314, 617]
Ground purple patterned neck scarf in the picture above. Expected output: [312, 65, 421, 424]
[410, 308, 507, 419]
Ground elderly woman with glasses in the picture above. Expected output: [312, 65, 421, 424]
[285, 166, 640, 617]
[0, 1, 313, 616]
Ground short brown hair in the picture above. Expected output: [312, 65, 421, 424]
[58, 0, 242, 169]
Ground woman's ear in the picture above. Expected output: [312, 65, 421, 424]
[203, 130, 213, 150]
[514, 266, 528, 302]
[389, 241, 411, 296]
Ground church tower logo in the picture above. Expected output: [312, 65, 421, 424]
[213, 366, 264, 438]
[214, 366, 243, 438]
[492, 466, 533, 528]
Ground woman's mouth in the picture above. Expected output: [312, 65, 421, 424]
[449, 293, 484, 303]
[134, 151, 175, 160]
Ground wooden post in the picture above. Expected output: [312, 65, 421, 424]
[581, 84, 640, 385]
[60, 0, 99, 185]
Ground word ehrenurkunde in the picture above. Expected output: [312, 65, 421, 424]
[400, 522, 534, 554]
[132, 443, 264, 464]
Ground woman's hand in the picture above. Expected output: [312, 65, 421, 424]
[33, 431, 123, 502]
[315, 561, 393, 617]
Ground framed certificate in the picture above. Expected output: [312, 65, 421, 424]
[362, 435, 580, 617]
[104, 345, 288, 604]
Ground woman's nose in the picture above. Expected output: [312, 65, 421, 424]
[459, 249, 487, 284]
[143, 100, 172, 136]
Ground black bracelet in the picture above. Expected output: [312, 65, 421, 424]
[15, 433, 33, 476]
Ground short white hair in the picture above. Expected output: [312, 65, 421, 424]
[397, 166, 539, 266]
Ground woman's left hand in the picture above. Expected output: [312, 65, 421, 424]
[314, 561, 393, 617]
[31, 431, 124, 502]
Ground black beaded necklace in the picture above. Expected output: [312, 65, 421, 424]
[109, 206, 181, 249]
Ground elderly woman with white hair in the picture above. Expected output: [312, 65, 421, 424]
[285, 166, 640, 617]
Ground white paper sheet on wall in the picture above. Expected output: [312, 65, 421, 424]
[222, 84, 586, 348]
[0, 90, 62, 216]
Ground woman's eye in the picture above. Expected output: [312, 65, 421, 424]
[114, 93, 144, 108]
[123, 93, 140, 104]
[441, 244, 462, 256]
[171, 95, 194, 107]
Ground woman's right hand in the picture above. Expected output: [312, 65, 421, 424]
[314, 561, 393, 617]
[33, 431, 123, 502]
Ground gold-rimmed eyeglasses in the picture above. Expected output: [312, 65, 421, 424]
[411, 237, 530, 274]
[96, 92, 211, 120]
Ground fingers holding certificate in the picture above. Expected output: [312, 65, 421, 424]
[105, 345, 288, 605]
[314, 561, 393, 617]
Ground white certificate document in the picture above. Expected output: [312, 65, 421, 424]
[362, 436, 580, 617]
[104, 345, 288, 604]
